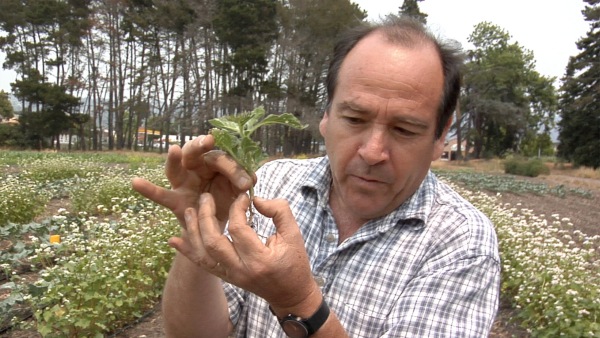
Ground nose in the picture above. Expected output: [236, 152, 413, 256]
[357, 127, 390, 165]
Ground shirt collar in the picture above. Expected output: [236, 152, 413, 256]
[300, 156, 437, 229]
[301, 156, 332, 209]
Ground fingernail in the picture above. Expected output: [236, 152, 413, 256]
[196, 135, 205, 146]
[184, 210, 191, 223]
[238, 176, 250, 188]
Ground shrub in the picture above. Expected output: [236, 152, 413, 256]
[504, 158, 550, 177]
[69, 167, 165, 215]
[28, 202, 177, 337]
[0, 175, 50, 226]
[0, 124, 26, 148]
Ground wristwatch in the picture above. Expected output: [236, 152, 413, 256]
[270, 298, 330, 338]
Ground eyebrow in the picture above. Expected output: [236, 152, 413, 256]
[338, 100, 430, 130]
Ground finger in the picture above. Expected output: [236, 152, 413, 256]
[165, 144, 186, 187]
[203, 150, 255, 192]
[253, 197, 299, 236]
[197, 193, 236, 265]
[227, 194, 265, 257]
[131, 177, 180, 211]
[181, 135, 215, 170]
[167, 237, 224, 275]
[168, 206, 221, 272]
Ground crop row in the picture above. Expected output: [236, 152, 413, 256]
[1, 151, 598, 336]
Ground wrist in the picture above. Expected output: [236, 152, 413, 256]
[268, 284, 322, 319]
[270, 296, 330, 338]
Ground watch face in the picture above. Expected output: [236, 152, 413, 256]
[281, 320, 309, 338]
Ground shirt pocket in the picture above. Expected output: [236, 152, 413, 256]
[333, 298, 390, 337]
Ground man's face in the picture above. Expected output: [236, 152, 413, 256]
[319, 32, 447, 222]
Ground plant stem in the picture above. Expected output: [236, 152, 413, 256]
[248, 186, 255, 227]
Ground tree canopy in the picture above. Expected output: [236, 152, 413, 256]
[0, 0, 581, 166]
[557, 0, 600, 169]
[0, 90, 14, 119]
[398, 0, 427, 24]
[0, 0, 365, 153]
[460, 22, 557, 159]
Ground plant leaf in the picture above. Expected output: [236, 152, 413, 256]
[208, 118, 241, 134]
[210, 106, 307, 177]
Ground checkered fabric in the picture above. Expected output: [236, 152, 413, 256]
[224, 157, 500, 337]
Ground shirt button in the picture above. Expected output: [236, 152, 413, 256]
[325, 233, 336, 243]
[314, 276, 326, 287]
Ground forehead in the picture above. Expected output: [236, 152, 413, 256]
[334, 32, 444, 122]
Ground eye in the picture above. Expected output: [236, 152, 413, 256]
[393, 126, 417, 137]
[343, 116, 364, 125]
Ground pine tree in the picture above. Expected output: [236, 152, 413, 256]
[0, 90, 14, 120]
[399, 0, 427, 24]
[558, 0, 600, 169]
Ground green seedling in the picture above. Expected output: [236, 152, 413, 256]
[209, 106, 307, 224]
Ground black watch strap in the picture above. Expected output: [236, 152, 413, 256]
[271, 297, 330, 337]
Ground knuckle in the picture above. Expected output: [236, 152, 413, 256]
[203, 237, 223, 255]
[194, 255, 212, 267]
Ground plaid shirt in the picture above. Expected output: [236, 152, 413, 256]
[224, 157, 500, 337]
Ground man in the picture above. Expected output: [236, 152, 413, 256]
[133, 16, 500, 337]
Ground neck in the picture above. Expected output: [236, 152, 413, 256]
[329, 186, 365, 243]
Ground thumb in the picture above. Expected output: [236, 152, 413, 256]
[253, 197, 299, 235]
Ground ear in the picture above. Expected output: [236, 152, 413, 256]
[319, 112, 329, 138]
[431, 115, 453, 161]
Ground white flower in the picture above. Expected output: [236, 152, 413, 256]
[578, 309, 590, 317]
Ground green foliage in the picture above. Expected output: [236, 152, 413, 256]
[0, 90, 14, 119]
[209, 106, 307, 175]
[29, 200, 176, 337]
[0, 220, 55, 272]
[2, 151, 599, 336]
[13, 72, 81, 142]
[503, 157, 550, 177]
[520, 132, 555, 157]
[398, 0, 427, 24]
[0, 150, 50, 165]
[0, 124, 25, 147]
[449, 182, 600, 337]
[0, 175, 50, 226]
[213, 0, 278, 100]
[20, 157, 103, 182]
[557, 1, 600, 169]
[462, 22, 557, 159]
[69, 167, 162, 215]
[434, 169, 592, 198]
[0, 152, 175, 336]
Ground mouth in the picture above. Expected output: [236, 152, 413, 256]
[351, 174, 387, 185]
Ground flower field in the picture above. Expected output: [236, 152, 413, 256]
[1, 150, 178, 337]
[1, 151, 599, 337]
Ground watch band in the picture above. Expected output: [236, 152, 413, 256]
[271, 297, 330, 337]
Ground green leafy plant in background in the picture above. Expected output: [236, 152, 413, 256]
[209, 106, 307, 221]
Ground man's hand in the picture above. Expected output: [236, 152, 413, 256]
[131, 134, 254, 227]
[171, 193, 322, 315]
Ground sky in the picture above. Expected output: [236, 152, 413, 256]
[0, 1, 591, 92]
[352, 0, 590, 82]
